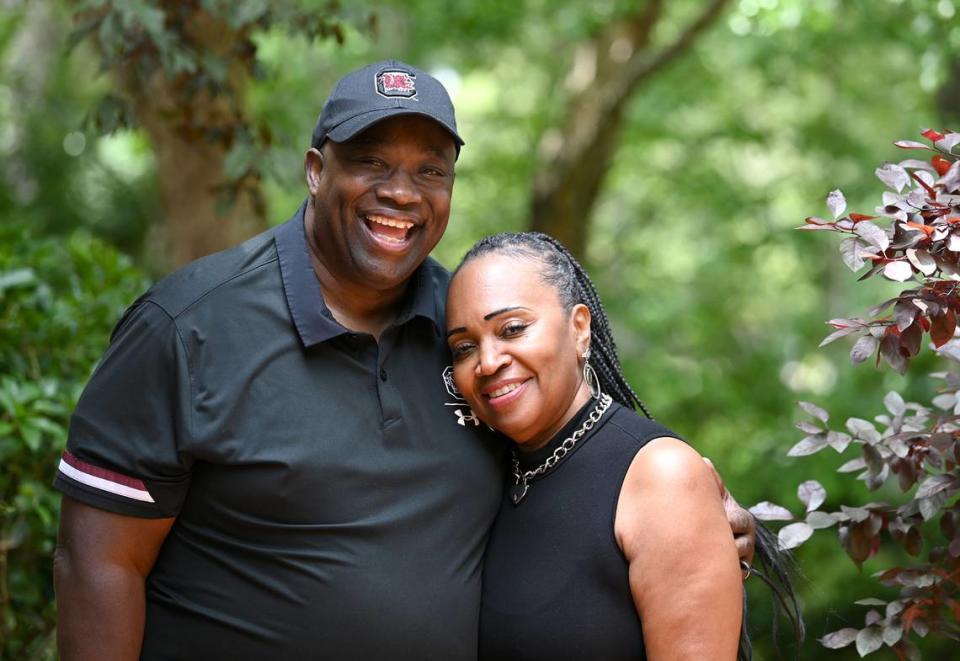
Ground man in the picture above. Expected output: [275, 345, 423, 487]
[54, 60, 754, 660]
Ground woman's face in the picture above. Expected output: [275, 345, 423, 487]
[446, 252, 593, 450]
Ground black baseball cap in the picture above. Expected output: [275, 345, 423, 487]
[311, 60, 464, 154]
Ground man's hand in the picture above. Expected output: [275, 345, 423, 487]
[703, 458, 756, 569]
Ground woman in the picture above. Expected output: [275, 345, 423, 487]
[445, 232, 797, 660]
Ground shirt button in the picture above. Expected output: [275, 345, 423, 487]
[380, 368, 388, 382]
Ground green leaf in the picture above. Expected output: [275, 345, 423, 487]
[20, 425, 41, 452]
[0, 268, 35, 293]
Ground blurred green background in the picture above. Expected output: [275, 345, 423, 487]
[2, 0, 958, 658]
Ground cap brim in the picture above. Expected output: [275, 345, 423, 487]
[325, 108, 464, 148]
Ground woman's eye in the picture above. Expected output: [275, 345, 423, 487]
[502, 323, 528, 337]
[451, 343, 475, 360]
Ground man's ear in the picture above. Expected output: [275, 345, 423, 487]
[571, 303, 592, 356]
[304, 147, 324, 195]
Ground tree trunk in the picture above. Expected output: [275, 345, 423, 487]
[529, 0, 730, 259]
[99, 7, 267, 270]
[127, 77, 266, 270]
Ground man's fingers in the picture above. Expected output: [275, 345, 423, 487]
[734, 529, 756, 568]
[702, 456, 757, 568]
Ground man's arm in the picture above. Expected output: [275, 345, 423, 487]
[55, 496, 175, 661]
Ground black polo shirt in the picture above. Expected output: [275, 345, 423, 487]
[55, 202, 506, 660]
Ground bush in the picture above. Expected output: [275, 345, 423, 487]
[0, 222, 148, 659]
[755, 130, 960, 659]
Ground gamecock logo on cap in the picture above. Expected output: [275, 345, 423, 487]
[376, 69, 417, 99]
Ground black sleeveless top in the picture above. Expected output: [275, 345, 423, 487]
[479, 400, 683, 660]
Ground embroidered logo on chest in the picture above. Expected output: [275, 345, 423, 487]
[442, 365, 479, 426]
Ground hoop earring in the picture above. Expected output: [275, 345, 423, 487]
[582, 347, 601, 399]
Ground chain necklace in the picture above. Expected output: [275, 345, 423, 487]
[509, 393, 613, 505]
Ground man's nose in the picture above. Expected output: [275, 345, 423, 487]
[376, 168, 422, 207]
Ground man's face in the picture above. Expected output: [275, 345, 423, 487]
[305, 115, 457, 293]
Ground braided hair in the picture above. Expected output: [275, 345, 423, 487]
[455, 231, 804, 661]
[455, 231, 652, 418]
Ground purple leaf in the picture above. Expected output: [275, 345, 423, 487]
[778, 522, 814, 549]
[898, 158, 936, 171]
[916, 473, 954, 499]
[905, 248, 937, 275]
[931, 393, 955, 410]
[876, 163, 910, 192]
[948, 233, 960, 253]
[839, 237, 874, 272]
[894, 140, 933, 150]
[838, 457, 867, 473]
[882, 260, 914, 282]
[850, 335, 879, 365]
[867, 299, 897, 317]
[882, 623, 902, 647]
[853, 221, 889, 252]
[919, 496, 939, 521]
[827, 189, 847, 219]
[795, 420, 824, 434]
[819, 326, 861, 347]
[806, 511, 838, 529]
[827, 430, 853, 452]
[864, 608, 883, 626]
[788, 434, 829, 457]
[880, 331, 908, 374]
[883, 391, 906, 417]
[893, 301, 917, 332]
[798, 401, 829, 422]
[749, 501, 794, 521]
[935, 133, 960, 152]
[798, 480, 827, 512]
[939, 159, 960, 191]
[855, 626, 884, 656]
[847, 418, 880, 443]
[841, 505, 872, 522]
[819, 628, 858, 649]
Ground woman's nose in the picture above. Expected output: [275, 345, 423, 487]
[476, 341, 510, 376]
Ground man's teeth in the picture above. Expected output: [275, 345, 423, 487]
[489, 383, 521, 398]
[366, 215, 414, 230]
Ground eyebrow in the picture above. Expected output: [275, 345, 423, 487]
[445, 306, 530, 339]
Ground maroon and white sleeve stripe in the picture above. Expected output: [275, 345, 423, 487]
[57, 450, 155, 503]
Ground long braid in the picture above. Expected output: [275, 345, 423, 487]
[455, 231, 652, 418]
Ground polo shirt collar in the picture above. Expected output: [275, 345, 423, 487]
[275, 200, 443, 347]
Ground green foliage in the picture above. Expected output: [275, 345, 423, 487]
[73, 0, 371, 217]
[4, 0, 960, 657]
[0, 222, 148, 660]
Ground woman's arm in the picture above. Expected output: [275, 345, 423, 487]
[615, 437, 743, 660]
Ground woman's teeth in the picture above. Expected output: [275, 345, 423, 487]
[489, 383, 521, 398]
